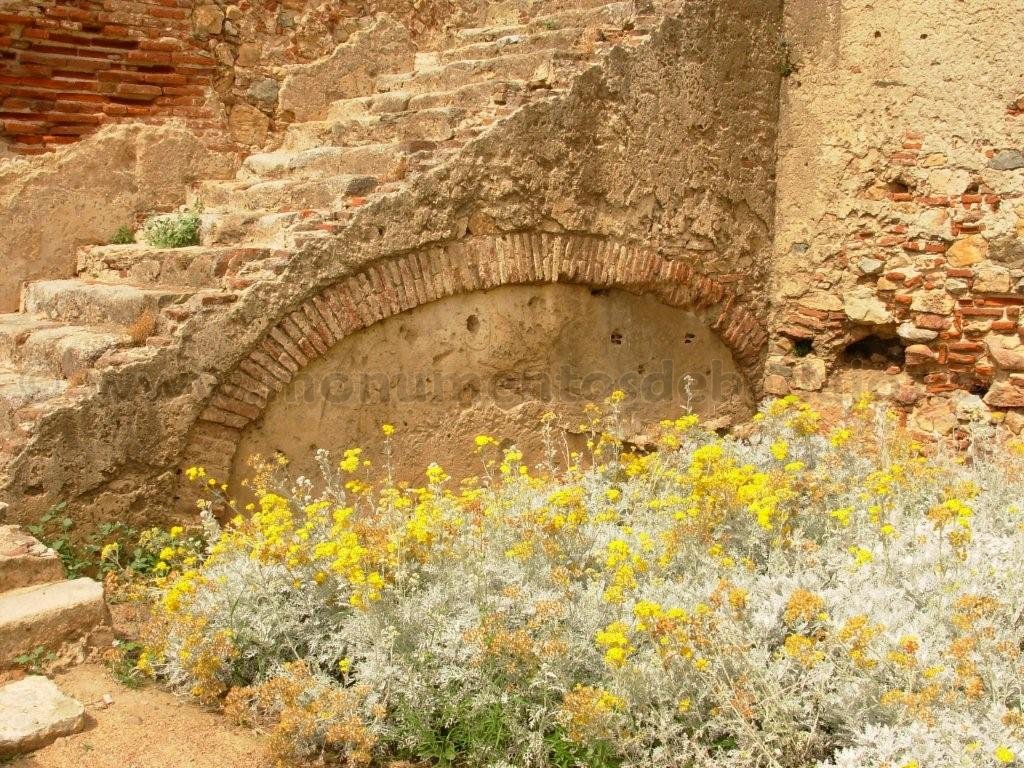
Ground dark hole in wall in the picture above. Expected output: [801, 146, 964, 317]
[887, 178, 911, 194]
[841, 335, 905, 370]
[793, 339, 814, 357]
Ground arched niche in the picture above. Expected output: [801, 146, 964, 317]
[229, 283, 753, 487]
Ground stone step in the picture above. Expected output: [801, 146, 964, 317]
[22, 280, 193, 327]
[0, 314, 131, 379]
[0, 577, 109, 667]
[199, 210, 306, 247]
[239, 143, 409, 183]
[192, 173, 379, 212]
[454, 1, 635, 44]
[0, 525, 64, 592]
[281, 106, 469, 152]
[77, 243, 290, 290]
[200, 208, 355, 248]
[0, 676, 86, 758]
[438, 26, 587, 64]
[376, 49, 575, 95]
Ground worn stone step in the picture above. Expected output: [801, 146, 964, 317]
[22, 280, 193, 327]
[454, 2, 634, 43]
[0, 314, 130, 379]
[77, 243, 290, 290]
[240, 143, 410, 183]
[439, 27, 586, 64]
[0, 577, 109, 667]
[281, 106, 469, 152]
[376, 49, 571, 95]
[200, 208, 354, 248]
[0, 525, 64, 592]
[0, 676, 86, 758]
[199, 210, 304, 247]
[193, 173, 379, 212]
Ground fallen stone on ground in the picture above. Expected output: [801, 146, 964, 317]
[0, 675, 86, 758]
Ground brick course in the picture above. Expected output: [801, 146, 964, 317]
[0, 0, 223, 153]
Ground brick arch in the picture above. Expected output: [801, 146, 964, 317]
[178, 232, 766, 492]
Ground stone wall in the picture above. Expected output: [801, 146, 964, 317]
[770, 0, 1024, 435]
[0, 0, 784, 527]
[0, 0, 225, 153]
[230, 282, 753, 494]
[0, 0, 622, 154]
[0, 122, 235, 312]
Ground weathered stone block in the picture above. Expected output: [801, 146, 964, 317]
[0, 525, 64, 593]
[0, 578, 109, 667]
[946, 235, 989, 267]
[0, 676, 85, 758]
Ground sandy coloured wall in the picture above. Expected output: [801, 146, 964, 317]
[770, 0, 1024, 429]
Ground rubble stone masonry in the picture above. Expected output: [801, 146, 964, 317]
[771, 0, 1024, 437]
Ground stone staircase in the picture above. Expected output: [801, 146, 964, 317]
[0, 1, 661, 506]
[0, 523, 106, 757]
[0, 523, 110, 668]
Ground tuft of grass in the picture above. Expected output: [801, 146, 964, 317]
[778, 40, 798, 77]
[110, 225, 135, 245]
[127, 308, 157, 346]
[142, 207, 201, 248]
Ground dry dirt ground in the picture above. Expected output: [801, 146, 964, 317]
[9, 663, 266, 768]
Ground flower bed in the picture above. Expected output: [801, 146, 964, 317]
[142, 396, 1024, 767]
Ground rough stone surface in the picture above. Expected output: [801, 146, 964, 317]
[0, 1, 784, 528]
[946, 235, 989, 267]
[0, 676, 86, 758]
[0, 123, 235, 313]
[844, 287, 892, 325]
[772, 0, 1024, 414]
[0, 526, 64, 592]
[990, 149, 1024, 171]
[791, 358, 827, 391]
[278, 17, 416, 122]
[0, 578, 110, 667]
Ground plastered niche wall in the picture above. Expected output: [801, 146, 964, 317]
[771, 0, 1024, 433]
[230, 284, 752, 488]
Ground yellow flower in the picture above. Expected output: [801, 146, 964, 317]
[100, 542, 119, 561]
[995, 746, 1016, 764]
[339, 448, 362, 473]
[338, 658, 352, 673]
[771, 440, 789, 461]
[830, 428, 852, 447]
[158, 547, 175, 561]
[426, 463, 449, 485]
[848, 546, 873, 567]
[169, 526, 184, 539]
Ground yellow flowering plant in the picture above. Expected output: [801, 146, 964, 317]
[141, 401, 1024, 767]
